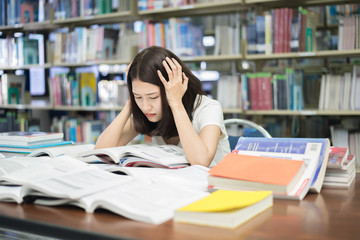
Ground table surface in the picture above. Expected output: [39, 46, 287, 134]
[0, 175, 359, 240]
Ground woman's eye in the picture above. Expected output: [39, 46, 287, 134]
[135, 96, 142, 100]
[150, 96, 159, 100]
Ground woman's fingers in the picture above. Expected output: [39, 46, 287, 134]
[157, 70, 167, 86]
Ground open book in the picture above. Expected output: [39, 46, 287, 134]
[80, 144, 190, 168]
[0, 154, 209, 224]
[28, 144, 95, 158]
[22, 165, 210, 224]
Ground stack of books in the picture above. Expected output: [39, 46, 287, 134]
[208, 137, 331, 200]
[0, 132, 73, 156]
[323, 147, 356, 189]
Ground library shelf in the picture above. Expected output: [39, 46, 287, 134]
[138, 0, 244, 18]
[246, 49, 360, 61]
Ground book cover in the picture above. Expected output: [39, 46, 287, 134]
[1, 74, 26, 105]
[327, 147, 349, 169]
[174, 190, 273, 229]
[208, 153, 305, 194]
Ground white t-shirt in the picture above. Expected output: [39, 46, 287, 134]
[152, 95, 230, 167]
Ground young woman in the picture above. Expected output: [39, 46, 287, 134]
[95, 46, 230, 167]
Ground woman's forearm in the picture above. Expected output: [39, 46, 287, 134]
[170, 104, 218, 167]
[95, 101, 135, 149]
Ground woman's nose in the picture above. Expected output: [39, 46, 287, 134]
[142, 99, 152, 111]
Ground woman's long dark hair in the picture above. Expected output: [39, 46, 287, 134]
[127, 46, 205, 139]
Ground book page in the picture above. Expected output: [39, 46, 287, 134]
[0, 185, 22, 203]
[0, 156, 50, 177]
[96, 164, 209, 192]
[81, 179, 209, 224]
[21, 167, 133, 199]
[1, 156, 91, 185]
[28, 144, 95, 158]
[84, 144, 189, 166]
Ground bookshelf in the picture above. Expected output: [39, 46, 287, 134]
[1, 0, 360, 141]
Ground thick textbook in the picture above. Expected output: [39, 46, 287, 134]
[0, 132, 64, 146]
[174, 190, 273, 229]
[208, 154, 305, 194]
[80, 144, 190, 168]
[233, 137, 330, 195]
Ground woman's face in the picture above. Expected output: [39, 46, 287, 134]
[132, 78, 162, 122]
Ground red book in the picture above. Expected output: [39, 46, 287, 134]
[327, 147, 349, 169]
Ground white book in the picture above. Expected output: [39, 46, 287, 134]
[0, 185, 22, 204]
[28, 144, 95, 158]
[80, 144, 190, 169]
[341, 72, 352, 110]
[27, 165, 210, 224]
[0, 131, 64, 146]
[318, 74, 326, 110]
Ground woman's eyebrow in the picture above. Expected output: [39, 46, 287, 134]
[133, 91, 159, 96]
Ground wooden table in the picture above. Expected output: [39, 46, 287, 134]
[0, 175, 359, 240]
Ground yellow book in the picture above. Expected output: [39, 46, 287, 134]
[174, 190, 273, 229]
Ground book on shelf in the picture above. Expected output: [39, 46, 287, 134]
[0, 141, 74, 154]
[174, 190, 273, 229]
[80, 144, 190, 169]
[0, 74, 26, 105]
[208, 153, 305, 194]
[79, 72, 97, 107]
[0, 132, 64, 146]
[229, 137, 330, 200]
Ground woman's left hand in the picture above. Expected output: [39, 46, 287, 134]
[157, 57, 189, 108]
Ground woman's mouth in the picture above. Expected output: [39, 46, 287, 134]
[145, 113, 156, 118]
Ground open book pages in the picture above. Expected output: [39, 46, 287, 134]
[0, 156, 52, 178]
[80, 144, 190, 168]
[27, 144, 95, 158]
[96, 164, 210, 192]
[0, 156, 94, 186]
[29, 165, 210, 224]
[33, 179, 208, 225]
[21, 167, 133, 200]
[0, 186, 22, 204]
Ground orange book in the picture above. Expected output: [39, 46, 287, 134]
[208, 153, 305, 194]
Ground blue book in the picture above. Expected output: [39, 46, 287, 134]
[233, 137, 330, 199]
[0, 141, 74, 154]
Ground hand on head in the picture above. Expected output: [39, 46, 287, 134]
[157, 57, 189, 108]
